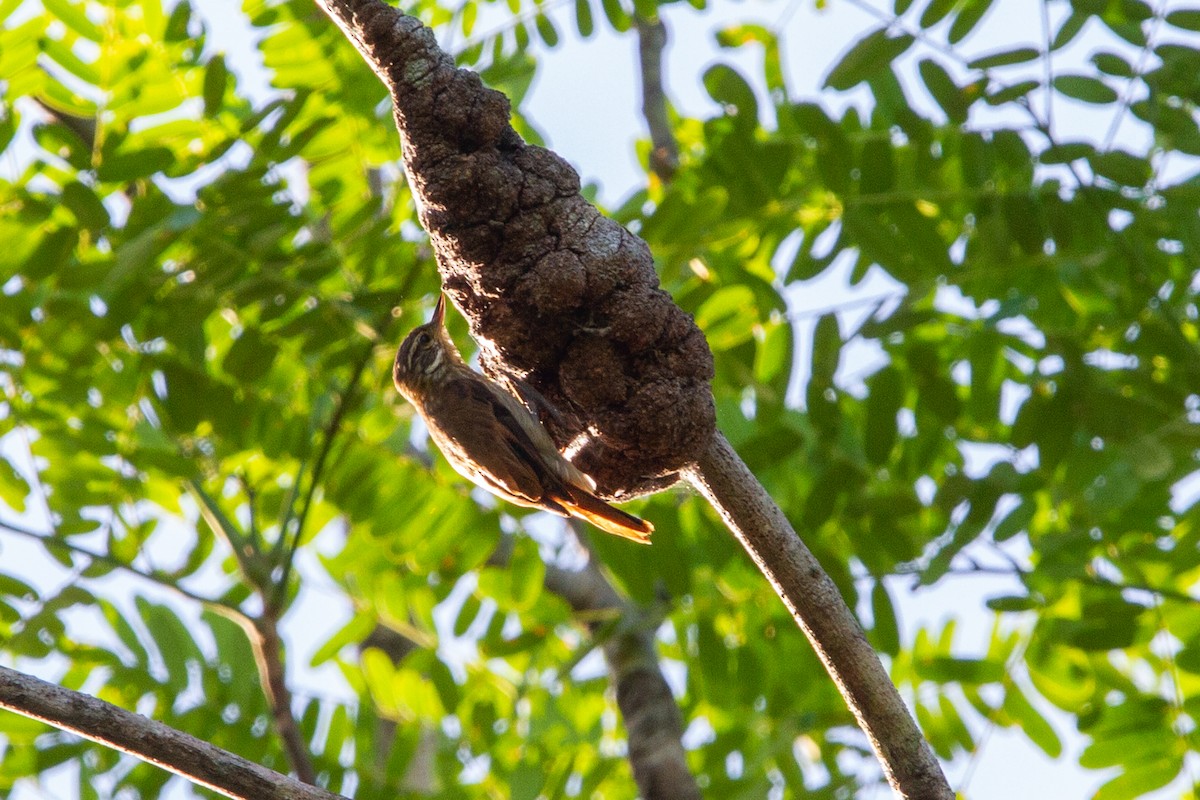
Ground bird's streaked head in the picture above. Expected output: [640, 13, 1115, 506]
[393, 295, 460, 399]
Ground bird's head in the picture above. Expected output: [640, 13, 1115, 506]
[393, 295, 462, 400]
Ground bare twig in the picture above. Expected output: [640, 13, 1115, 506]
[635, 15, 678, 182]
[189, 484, 318, 782]
[0, 519, 233, 612]
[249, 612, 318, 785]
[0, 666, 346, 800]
[685, 433, 953, 800]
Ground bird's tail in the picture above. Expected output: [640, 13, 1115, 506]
[559, 483, 653, 544]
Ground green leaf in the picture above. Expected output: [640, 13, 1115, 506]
[0, 572, 37, 602]
[703, 63, 758, 131]
[949, 0, 996, 43]
[916, 655, 1006, 684]
[809, 313, 841, 385]
[1092, 51, 1134, 77]
[136, 598, 201, 690]
[1053, 75, 1118, 104]
[534, 13, 558, 47]
[1051, 11, 1087, 49]
[986, 594, 1040, 612]
[574, 0, 594, 37]
[992, 500, 1034, 542]
[509, 537, 546, 611]
[1004, 685, 1062, 757]
[918, 58, 967, 123]
[986, 79, 1039, 105]
[454, 592, 482, 637]
[870, 581, 900, 656]
[97, 147, 175, 182]
[967, 47, 1040, 69]
[43, 0, 103, 41]
[599, 0, 631, 32]
[697, 286, 756, 350]
[919, 0, 956, 28]
[1166, 8, 1200, 30]
[203, 54, 228, 117]
[61, 182, 109, 232]
[0, 457, 29, 513]
[222, 328, 277, 383]
[1089, 149, 1152, 186]
[824, 29, 915, 91]
[1093, 759, 1183, 800]
[864, 366, 903, 465]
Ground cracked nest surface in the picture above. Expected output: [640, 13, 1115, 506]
[340, 1, 715, 496]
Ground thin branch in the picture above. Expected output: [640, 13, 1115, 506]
[188, 485, 318, 782]
[0, 519, 235, 612]
[276, 322, 388, 608]
[248, 612, 318, 785]
[1102, 0, 1163, 151]
[635, 15, 678, 182]
[0, 666, 346, 800]
[1039, 0, 1055, 135]
[685, 433, 953, 800]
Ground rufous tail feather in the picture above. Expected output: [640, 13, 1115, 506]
[560, 483, 653, 544]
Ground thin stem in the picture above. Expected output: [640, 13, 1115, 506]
[276, 323, 388, 609]
[635, 15, 678, 183]
[1039, 0, 1055, 135]
[0, 519, 236, 612]
[247, 612, 317, 784]
[1102, 0, 1163, 151]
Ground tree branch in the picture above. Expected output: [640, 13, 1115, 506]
[248, 612, 318, 785]
[634, 15, 678, 182]
[543, 546, 700, 800]
[0, 666, 345, 800]
[482, 530, 700, 799]
[684, 433, 953, 800]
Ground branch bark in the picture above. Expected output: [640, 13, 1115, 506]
[544, 541, 700, 800]
[634, 16, 678, 183]
[249, 613, 318, 785]
[0, 666, 346, 800]
[684, 433, 953, 800]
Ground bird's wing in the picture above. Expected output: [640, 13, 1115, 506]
[427, 377, 562, 509]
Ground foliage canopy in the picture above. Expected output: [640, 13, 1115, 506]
[2, 0, 1200, 798]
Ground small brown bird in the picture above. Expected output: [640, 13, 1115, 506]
[392, 295, 653, 544]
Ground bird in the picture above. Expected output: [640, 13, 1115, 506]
[392, 294, 653, 544]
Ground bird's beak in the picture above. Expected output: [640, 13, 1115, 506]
[433, 293, 446, 327]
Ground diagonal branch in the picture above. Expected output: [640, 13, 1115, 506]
[685, 433, 952, 800]
[0, 666, 345, 800]
[483, 529, 700, 799]
[190, 484, 318, 783]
